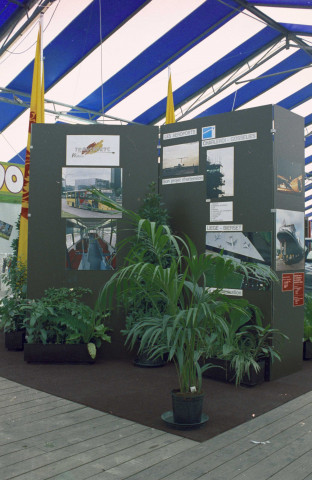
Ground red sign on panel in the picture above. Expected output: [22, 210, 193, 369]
[293, 272, 304, 307]
[282, 273, 293, 292]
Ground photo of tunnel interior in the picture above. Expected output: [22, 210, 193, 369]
[65, 217, 116, 271]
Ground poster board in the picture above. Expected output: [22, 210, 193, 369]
[160, 105, 305, 379]
[27, 124, 158, 356]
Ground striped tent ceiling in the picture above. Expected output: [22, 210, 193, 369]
[0, 0, 312, 213]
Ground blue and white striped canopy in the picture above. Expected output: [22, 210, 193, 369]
[0, 0, 311, 213]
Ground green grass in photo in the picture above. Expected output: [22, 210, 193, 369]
[0, 192, 22, 204]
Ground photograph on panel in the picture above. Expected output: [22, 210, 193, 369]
[61, 167, 122, 219]
[0, 219, 13, 240]
[276, 209, 304, 271]
[205, 231, 272, 290]
[206, 146, 234, 200]
[277, 156, 303, 194]
[162, 141, 199, 177]
[66, 218, 117, 271]
[66, 135, 120, 166]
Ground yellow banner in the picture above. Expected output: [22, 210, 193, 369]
[18, 22, 45, 267]
[166, 72, 175, 124]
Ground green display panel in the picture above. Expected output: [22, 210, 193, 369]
[27, 124, 158, 357]
[27, 107, 305, 373]
[159, 105, 305, 380]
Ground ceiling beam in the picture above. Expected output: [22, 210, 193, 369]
[232, 0, 312, 55]
[0, 86, 141, 125]
[0, 0, 51, 51]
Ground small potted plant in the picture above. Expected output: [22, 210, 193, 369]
[203, 305, 288, 386]
[23, 287, 111, 363]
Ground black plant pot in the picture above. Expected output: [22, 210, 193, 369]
[24, 343, 95, 364]
[134, 348, 167, 368]
[303, 340, 312, 360]
[171, 389, 204, 424]
[5, 330, 25, 351]
[241, 359, 266, 387]
[202, 358, 233, 382]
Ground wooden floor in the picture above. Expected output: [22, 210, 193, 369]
[0, 377, 311, 480]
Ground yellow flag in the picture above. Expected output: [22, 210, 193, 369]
[18, 23, 45, 268]
[166, 70, 175, 124]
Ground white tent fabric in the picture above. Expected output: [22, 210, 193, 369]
[0, 0, 311, 212]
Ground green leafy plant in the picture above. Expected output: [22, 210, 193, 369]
[94, 194, 279, 394]
[97, 184, 176, 341]
[138, 182, 170, 226]
[0, 216, 28, 335]
[2, 216, 27, 298]
[210, 305, 288, 385]
[23, 287, 111, 357]
[0, 294, 29, 332]
[304, 293, 312, 342]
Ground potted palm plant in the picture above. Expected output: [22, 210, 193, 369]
[23, 287, 111, 363]
[94, 193, 278, 427]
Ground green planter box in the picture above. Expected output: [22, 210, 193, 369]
[303, 340, 312, 360]
[203, 358, 266, 386]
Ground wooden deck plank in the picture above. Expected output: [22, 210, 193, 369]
[268, 449, 312, 480]
[24, 415, 138, 451]
[0, 414, 127, 456]
[230, 430, 312, 480]
[0, 408, 108, 448]
[125, 400, 312, 480]
[125, 395, 312, 480]
[0, 400, 82, 425]
[194, 415, 312, 480]
[0, 389, 50, 408]
[0, 395, 71, 416]
[4, 431, 184, 480]
[0, 378, 311, 480]
[101, 438, 197, 480]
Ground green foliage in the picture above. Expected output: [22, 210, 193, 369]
[205, 252, 278, 291]
[23, 287, 111, 354]
[2, 216, 27, 298]
[210, 306, 288, 385]
[94, 194, 280, 394]
[0, 294, 29, 332]
[304, 293, 312, 342]
[92, 186, 176, 336]
[87, 342, 97, 359]
[138, 182, 170, 227]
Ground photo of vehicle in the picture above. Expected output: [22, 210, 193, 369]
[61, 167, 122, 219]
[65, 190, 118, 214]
